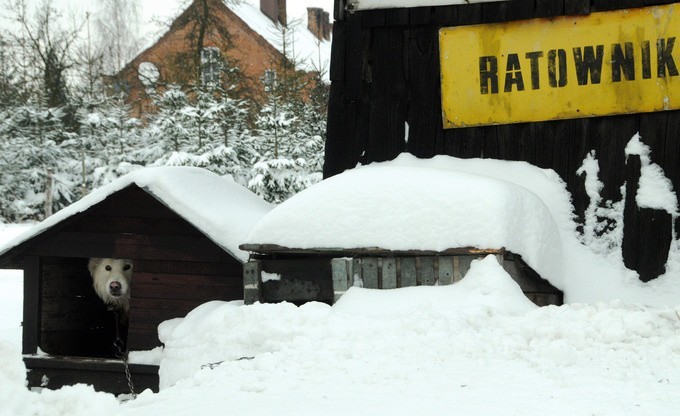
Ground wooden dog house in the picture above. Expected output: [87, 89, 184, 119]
[240, 160, 564, 307]
[0, 167, 271, 394]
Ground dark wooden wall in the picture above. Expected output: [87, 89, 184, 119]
[325, 0, 680, 282]
[19, 185, 243, 355]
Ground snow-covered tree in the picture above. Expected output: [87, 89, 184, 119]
[0, 103, 75, 221]
[73, 94, 141, 194]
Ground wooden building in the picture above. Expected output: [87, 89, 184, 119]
[0, 167, 271, 394]
[324, 0, 680, 283]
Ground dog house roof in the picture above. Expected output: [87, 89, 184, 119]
[243, 154, 568, 289]
[0, 167, 272, 262]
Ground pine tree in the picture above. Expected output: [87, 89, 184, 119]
[0, 103, 75, 221]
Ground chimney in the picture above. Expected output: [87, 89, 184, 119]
[307, 7, 331, 41]
[260, 0, 287, 27]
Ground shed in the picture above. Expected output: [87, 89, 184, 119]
[0, 167, 271, 394]
[240, 156, 564, 307]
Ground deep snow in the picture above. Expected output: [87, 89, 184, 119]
[246, 153, 680, 307]
[1, 152, 680, 415]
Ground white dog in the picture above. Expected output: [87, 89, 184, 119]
[88, 258, 133, 312]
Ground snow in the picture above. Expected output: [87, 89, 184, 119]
[350, 0, 507, 11]
[246, 157, 565, 289]
[231, 1, 332, 76]
[2, 154, 680, 415]
[0, 224, 29, 350]
[245, 153, 680, 306]
[0, 167, 272, 263]
[625, 133, 679, 216]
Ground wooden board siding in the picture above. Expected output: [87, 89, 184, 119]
[24, 356, 159, 394]
[326, 0, 680, 282]
[259, 258, 334, 305]
[247, 249, 562, 307]
[128, 260, 243, 350]
[22, 256, 41, 355]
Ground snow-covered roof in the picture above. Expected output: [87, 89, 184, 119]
[349, 0, 507, 11]
[0, 167, 272, 263]
[136, 0, 332, 80]
[244, 154, 566, 289]
[231, 1, 332, 78]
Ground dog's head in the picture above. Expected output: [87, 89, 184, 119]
[88, 258, 133, 311]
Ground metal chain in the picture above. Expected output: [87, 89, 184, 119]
[114, 337, 137, 400]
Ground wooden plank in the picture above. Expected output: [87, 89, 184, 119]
[129, 297, 208, 312]
[329, 21, 345, 81]
[452, 257, 463, 283]
[430, 5, 458, 26]
[88, 186, 178, 219]
[592, 0, 644, 12]
[134, 259, 241, 276]
[385, 8, 409, 26]
[352, 258, 362, 287]
[133, 271, 242, 286]
[128, 281, 240, 302]
[438, 256, 454, 285]
[331, 258, 350, 302]
[366, 25, 408, 163]
[458, 256, 475, 279]
[534, 0, 564, 18]
[400, 257, 416, 287]
[23, 256, 41, 355]
[406, 25, 440, 158]
[417, 257, 435, 286]
[409, 7, 431, 25]
[362, 9, 386, 27]
[564, 0, 591, 15]
[382, 258, 397, 289]
[345, 13, 363, 100]
[62, 215, 203, 237]
[243, 261, 261, 305]
[24, 355, 159, 394]
[362, 258, 379, 288]
[240, 243, 505, 257]
[127, 331, 161, 351]
[29, 231, 233, 262]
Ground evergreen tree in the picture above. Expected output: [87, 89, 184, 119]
[0, 103, 74, 221]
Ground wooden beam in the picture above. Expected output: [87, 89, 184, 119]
[24, 355, 158, 394]
[240, 243, 505, 258]
[22, 256, 41, 355]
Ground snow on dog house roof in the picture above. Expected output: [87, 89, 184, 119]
[243, 154, 568, 290]
[0, 167, 272, 263]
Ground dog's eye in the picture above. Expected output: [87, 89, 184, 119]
[105, 265, 112, 271]
[124, 264, 131, 271]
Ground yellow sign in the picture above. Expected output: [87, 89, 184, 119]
[440, 4, 680, 128]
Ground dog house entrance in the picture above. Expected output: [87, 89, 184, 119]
[39, 257, 125, 358]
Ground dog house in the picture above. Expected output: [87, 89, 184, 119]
[0, 167, 271, 394]
[240, 158, 564, 307]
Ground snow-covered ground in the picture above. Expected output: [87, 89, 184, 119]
[1, 152, 680, 415]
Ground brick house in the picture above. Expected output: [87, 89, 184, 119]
[112, 0, 332, 117]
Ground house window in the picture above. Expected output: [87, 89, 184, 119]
[201, 47, 222, 86]
[264, 69, 277, 92]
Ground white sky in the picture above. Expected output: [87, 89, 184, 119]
[31, 0, 335, 26]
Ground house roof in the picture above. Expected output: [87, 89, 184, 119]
[230, 1, 332, 77]
[136, 0, 332, 80]
[0, 167, 273, 263]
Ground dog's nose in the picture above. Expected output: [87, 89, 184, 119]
[109, 281, 122, 294]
